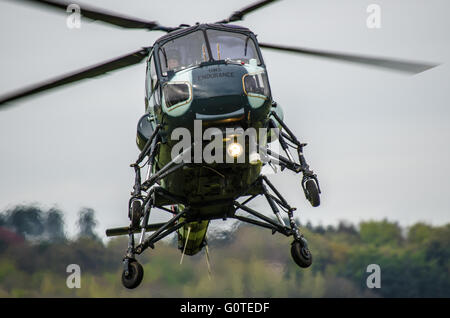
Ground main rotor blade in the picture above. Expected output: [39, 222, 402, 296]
[13, 0, 173, 31]
[0, 47, 151, 107]
[259, 43, 438, 74]
[217, 0, 279, 24]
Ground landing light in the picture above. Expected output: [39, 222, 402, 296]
[227, 142, 243, 158]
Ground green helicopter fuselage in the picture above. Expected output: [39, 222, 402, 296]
[136, 24, 284, 255]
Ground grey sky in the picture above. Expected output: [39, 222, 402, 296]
[0, 0, 449, 238]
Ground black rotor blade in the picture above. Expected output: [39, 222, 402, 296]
[217, 0, 279, 23]
[14, 0, 173, 31]
[0, 47, 151, 107]
[259, 43, 438, 74]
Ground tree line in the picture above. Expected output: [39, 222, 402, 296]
[0, 204, 448, 297]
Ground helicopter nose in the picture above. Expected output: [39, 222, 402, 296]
[191, 64, 247, 117]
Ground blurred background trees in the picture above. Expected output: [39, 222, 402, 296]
[0, 205, 448, 297]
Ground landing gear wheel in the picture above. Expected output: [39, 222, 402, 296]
[291, 241, 312, 268]
[130, 200, 142, 229]
[305, 179, 320, 207]
[122, 259, 144, 289]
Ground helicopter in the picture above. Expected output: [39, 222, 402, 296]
[0, 0, 439, 289]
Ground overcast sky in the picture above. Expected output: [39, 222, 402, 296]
[0, 0, 449, 238]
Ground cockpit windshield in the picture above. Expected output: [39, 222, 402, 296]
[159, 30, 209, 74]
[206, 29, 260, 65]
[158, 28, 261, 74]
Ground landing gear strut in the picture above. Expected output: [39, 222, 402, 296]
[106, 112, 321, 289]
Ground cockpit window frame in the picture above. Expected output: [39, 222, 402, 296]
[204, 28, 261, 65]
[157, 29, 212, 75]
[153, 25, 265, 79]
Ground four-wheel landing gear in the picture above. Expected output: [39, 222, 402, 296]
[109, 109, 321, 288]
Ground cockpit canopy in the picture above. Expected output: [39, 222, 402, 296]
[157, 26, 261, 74]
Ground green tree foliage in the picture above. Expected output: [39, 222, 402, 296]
[1, 205, 66, 241]
[45, 208, 66, 242]
[76, 207, 99, 241]
[0, 205, 449, 297]
[359, 219, 403, 247]
[408, 223, 434, 244]
[4, 205, 45, 238]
